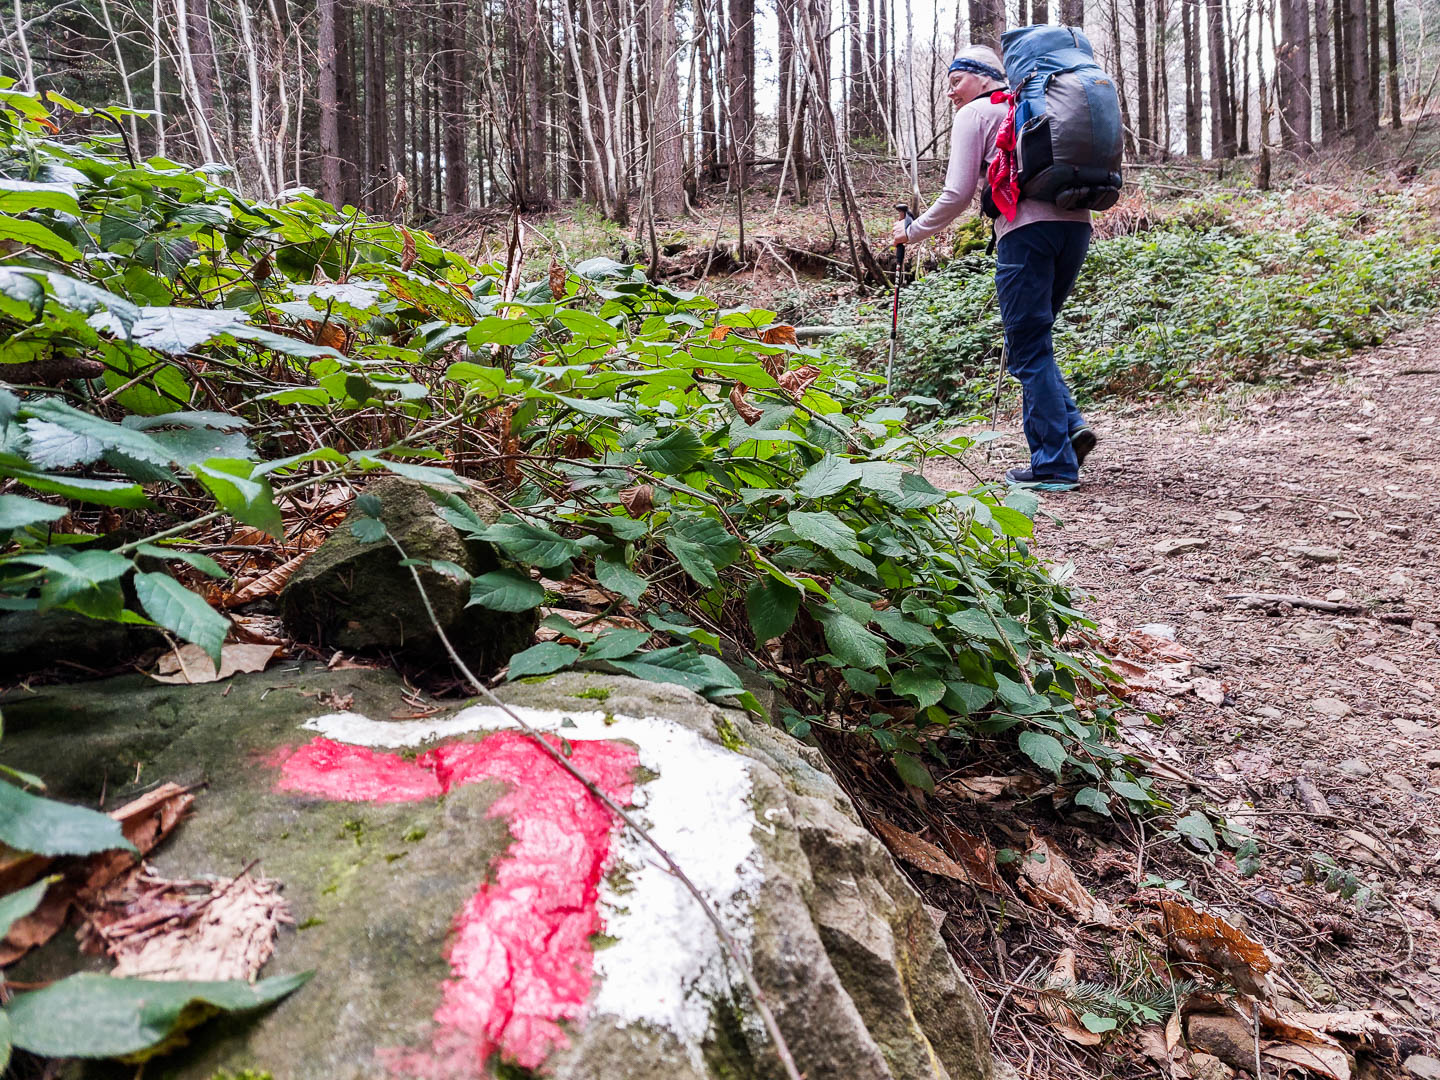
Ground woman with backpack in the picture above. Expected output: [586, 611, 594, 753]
[894, 40, 1108, 492]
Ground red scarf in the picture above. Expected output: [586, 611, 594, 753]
[986, 89, 1021, 222]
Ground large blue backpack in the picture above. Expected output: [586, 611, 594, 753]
[1000, 25, 1124, 211]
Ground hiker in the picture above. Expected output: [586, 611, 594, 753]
[894, 42, 1100, 491]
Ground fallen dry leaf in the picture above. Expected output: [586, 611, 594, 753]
[223, 553, 309, 608]
[709, 325, 734, 341]
[151, 643, 281, 685]
[1134, 1021, 1191, 1080]
[1017, 832, 1116, 926]
[871, 820, 976, 885]
[1263, 1039, 1352, 1080]
[0, 783, 193, 965]
[1153, 896, 1274, 998]
[400, 226, 417, 271]
[97, 872, 293, 982]
[935, 774, 1023, 801]
[229, 613, 287, 645]
[548, 258, 566, 300]
[939, 826, 1010, 893]
[1188, 677, 1226, 705]
[1038, 948, 1104, 1046]
[759, 324, 798, 347]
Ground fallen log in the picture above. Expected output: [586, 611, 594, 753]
[1225, 593, 1361, 614]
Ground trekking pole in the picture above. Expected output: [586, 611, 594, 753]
[986, 344, 1008, 464]
[885, 202, 914, 394]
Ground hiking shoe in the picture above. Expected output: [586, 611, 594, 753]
[1071, 427, 1098, 468]
[1006, 467, 1078, 491]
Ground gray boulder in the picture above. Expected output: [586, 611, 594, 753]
[2, 668, 991, 1080]
[279, 476, 535, 675]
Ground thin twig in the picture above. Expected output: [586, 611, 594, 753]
[386, 534, 805, 1080]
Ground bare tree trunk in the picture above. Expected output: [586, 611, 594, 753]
[1060, 0, 1083, 28]
[317, 0, 342, 204]
[1344, 0, 1376, 139]
[1314, 0, 1339, 141]
[648, 0, 684, 216]
[1206, 0, 1237, 155]
[1335, 0, 1349, 128]
[441, 0, 469, 210]
[1184, 0, 1202, 153]
[698, 0, 718, 179]
[1153, 0, 1169, 155]
[1367, 0, 1379, 114]
[727, 0, 754, 185]
[1034, 0, 1049, 23]
[97, 0, 141, 152]
[778, 0, 793, 153]
[235, 0, 276, 197]
[187, 0, 217, 137]
[1278, 0, 1313, 152]
[1134, 0, 1152, 154]
[152, 0, 167, 156]
[393, 2, 408, 201]
[848, 0, 863, 141]
[1384, 0, 1400, 126]
[1256, 0, 1273, 187]
[969, 0, 1003, 48]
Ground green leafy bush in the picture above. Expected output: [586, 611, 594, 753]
[837, 193, 1440, 414]
[0, 86, 1158, 809]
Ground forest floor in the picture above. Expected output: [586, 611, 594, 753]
[906, 317, 1440, 1077]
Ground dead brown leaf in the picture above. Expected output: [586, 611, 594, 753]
[223, 553, 309, 607]
[620, 484, 654, 517]
[1017, 832, 1117, 926]
[305, 319, 348, 353]
[729, 382, 763, 424]
[151, 643, 281, 685]
[1038, 948, 1105, 1046]
[934, 774, 1023, 801]
[400, 225, 417, 271]
[1263, 1040, 1352, 1080]
[0, 783, 193, 965]
[1153, 897, 1274, 998]
[709, 325, 734, 341]
[871, 820, 975, 885]
[86, 871, 293, 983]
[549, 258, 566, 300]
[939, 826, 1010, 893]
[776, 364, 822, 397]
[760, 324, 798, 347]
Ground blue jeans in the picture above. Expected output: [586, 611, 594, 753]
[994, 221, 1092, 481]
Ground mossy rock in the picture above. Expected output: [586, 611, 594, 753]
[279, 476, 535, 676]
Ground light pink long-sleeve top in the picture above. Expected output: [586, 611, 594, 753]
[904, 95, 1090, 245]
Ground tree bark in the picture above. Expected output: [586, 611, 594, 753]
[1335, 0, 1349, 128]
[1206, 0, 1236, 156]
[1034, 0, 1049, 22]
[1183, 0, 1201, 154]
[317, 0, 342, 205]
[648, 0, 684, 216]
[1134, 0, 1152, 153]
[1385, 0, 1400, 127]
[848, 0, 863, 140]
[1278, 0, 1313, 152]
[968, 0, 1003, 49]
[726, 0, 755, 188]
[440, 0, 470, 210]
[1367, 0, 1380, 115]
[1059, 0, 1083, 28]
[1314, 0, 1339, 141]
[1344, 0, 1376, 139]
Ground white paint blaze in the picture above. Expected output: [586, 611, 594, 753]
[300, 705, 762, 1063]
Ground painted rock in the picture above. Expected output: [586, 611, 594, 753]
[2, 669, 991, 1080]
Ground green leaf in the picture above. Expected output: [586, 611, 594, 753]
[891, 669, 945, 708]
[133, 544, 225, 579]
[637, 428, 705, 474]
[814, 605, 887, 669]
[4, 971, 312, 1059]
[1109, 780, 1150, 802]
[91, 305, 248, 354]
[0, 876, 55, 939]
[0, 464, 147, 507]
[1174, 810, 1218, 851]
[0, 178, 81, 216]
[1017, 730, 1066, 777]
[0, 216, 81, 261]
[0, 780, 136, 857]
[595, 557, 648, 604]
[787, 509, 858, 551]
[133, 572, 229, 665]
[1080, 1013, 1118, 1034]
[893, 753, 935, 792]
[22, 398, 175, 469]
[350, 516, 386, 543]
[1074, 787, 1112, 816]
[584, 629, 652, 661]
[795, 454, 863, 499]
[349, 453, 465, 489]
[479, 521, 583, 569]
[0, 267, 44, 321]
[467, 570, 544, 612]
[663, 512, 738, 589]
[1, 1006, 10, 1074]
[506, 642, 580, 679]
[190, 459, 284, 538]
[0, 494, 66, 531]
[879, 471, 946, 510]
[745, 578, 800, 642]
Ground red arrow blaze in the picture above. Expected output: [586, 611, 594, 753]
[271, 731, 638, 1076]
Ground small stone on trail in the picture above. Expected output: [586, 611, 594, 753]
[1357, 654, 1402, 676]
[1140, 623, 1178, 640]
[1282, 718, 1307, 731]
[1385, 772, 1416, 794]
[1388, 569, 1415, 589]
[1214, 510, 1246, 523]
[1422, 749, 1440, 766]
[1255, 706, 1283, 719]
[1326, 588, 1349, 602]
[1338, 759, 1373, 778]
[1154, 537, 1209, 557]
[1404, 1054, 1440, 1080]
[1084, 536, 1116, 550]
[1311, 697, 1352, 718]
[1288, 545, 1341, 564]
[1385, 523, 1412, 538]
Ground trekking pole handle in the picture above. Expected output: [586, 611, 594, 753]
[894, 203, 914, 266]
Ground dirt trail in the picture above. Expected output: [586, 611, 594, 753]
[937, 319, 1440, 1044]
